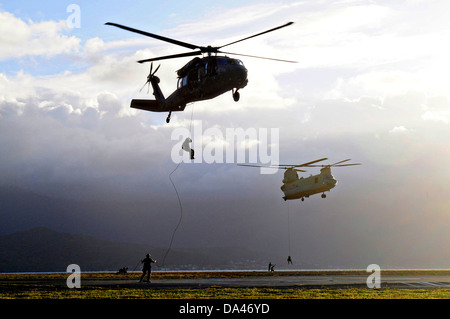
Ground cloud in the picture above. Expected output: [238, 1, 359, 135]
[0, 11, 80, 60]
[421, 110, 449, 124]
[0, 80, 175, 200]
[389, 126, 410, 134]
[1, 2, 449, 195]
[0, 2, 449, 268]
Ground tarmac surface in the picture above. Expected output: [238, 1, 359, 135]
[1, 271, 448, 315]
[80, 271, 450, 290]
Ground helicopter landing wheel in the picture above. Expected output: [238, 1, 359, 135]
[321, 193, 326, 199]
[233, 90, 240, 102]
[166, 111, 172, 123]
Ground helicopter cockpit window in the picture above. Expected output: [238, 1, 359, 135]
[216, 57, 228, 65]
[177, 76, 189, 88]
[229, 59, 244, 66]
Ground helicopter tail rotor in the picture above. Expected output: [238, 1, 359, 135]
[150, 62, 161, 76]
[139, 62, 161, 93]
[139, 64, 152, 93]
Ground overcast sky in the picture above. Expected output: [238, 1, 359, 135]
[0, 0, 449, 269]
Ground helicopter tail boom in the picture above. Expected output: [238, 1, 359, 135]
[131, 99, 163, 112]
[130, 99, 185, 113]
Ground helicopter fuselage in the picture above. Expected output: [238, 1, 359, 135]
[170, 56, 248, 106]
[281, 167, 338, 201]
[105, 21, 294, 123]
[239, 158, 359, 202]
[130, 56, 248, 117]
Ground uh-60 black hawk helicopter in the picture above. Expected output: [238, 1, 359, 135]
[105, 21, 296, 123]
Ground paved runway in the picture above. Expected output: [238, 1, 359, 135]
[2, 271, 447, 316]
[82, 271, 450, 290]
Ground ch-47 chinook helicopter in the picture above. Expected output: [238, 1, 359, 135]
[239, 158, 361, 201]
[105, 21, 296, 123]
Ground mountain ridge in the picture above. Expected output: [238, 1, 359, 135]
[0, 227, 275, 272]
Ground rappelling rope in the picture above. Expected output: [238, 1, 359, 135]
[188, 102, 195, 134]
[161, 162, 183, 266]
[287, 200, 291, 257]
[161, 105, 195, 267]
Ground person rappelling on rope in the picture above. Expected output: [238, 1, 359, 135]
[139, 253, 157, 283]
[182, 137, 194, 160]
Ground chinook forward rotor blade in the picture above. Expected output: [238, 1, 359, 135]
[308, 159, 362, 167]
[138, 51, 202, 63]
[269, 158, 328, 168]
[292, 157, 328, 167]
[105, 22, 200, 50]
[269, 159, 328, 170]
[278, 167, 306, 172]
[238, 164, 270, 168]
[219, 22, 294, 49]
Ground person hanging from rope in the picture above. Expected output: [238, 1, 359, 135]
[139, 253, 157, 283]
[287, 255, 293, 264]
[182, 137, 195, 160]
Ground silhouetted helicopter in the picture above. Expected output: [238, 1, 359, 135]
[105, 22, 296, 123]
[239, 158, 361, 201]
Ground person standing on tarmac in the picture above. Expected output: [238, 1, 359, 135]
[139, 253, 157, 283]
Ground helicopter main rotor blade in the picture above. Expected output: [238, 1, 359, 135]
[307, 159, 362, 167]
[137, 51, 203, 63]
[219, 22, 294, 49]
[105, 22, 200, 50]
[334, 163, 361, 167]
[238, 164, 306, 172]
[270, 158, 328, 168]
[294, 157, 328, 167]
[278, 167, 306, 172]
[330, 159, 351, 166]
[272, 157, 328, 172]
[237, 164, 276, 168]
[219, 51, 297, 63]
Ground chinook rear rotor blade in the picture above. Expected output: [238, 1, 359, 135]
[333, 163, 361, 167]
[330, 159, 351, 166]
